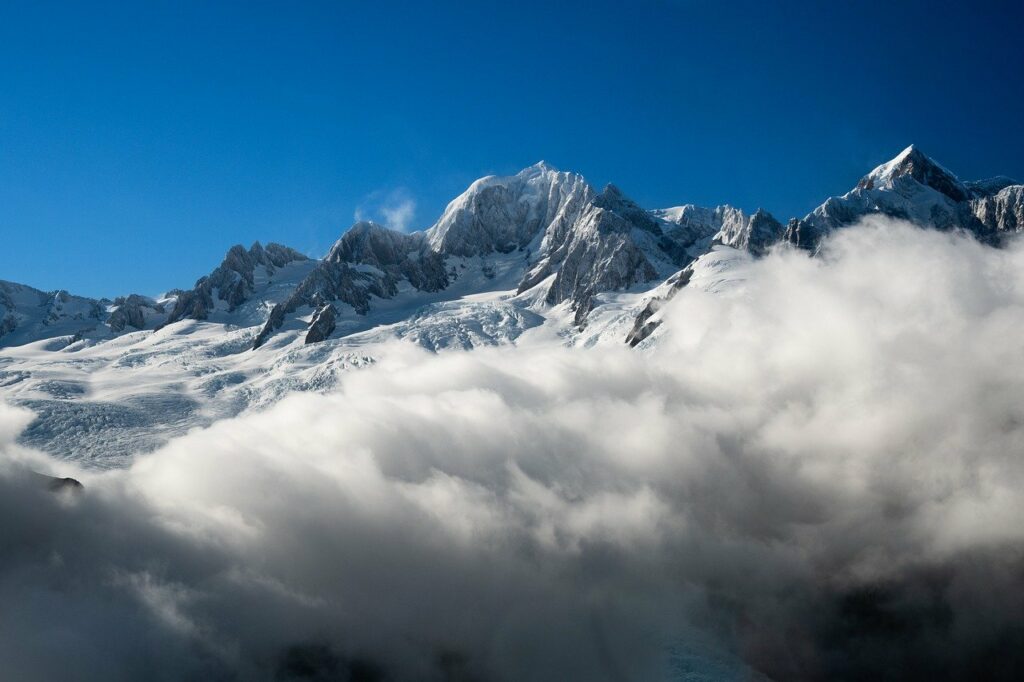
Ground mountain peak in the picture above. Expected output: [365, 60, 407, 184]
[347, 220, 386, 233]
[857, 145, 968, 201]
[600, 183, 624, 199]
[519, 160, 558, 176]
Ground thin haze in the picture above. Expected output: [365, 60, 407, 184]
[3, 222, 1024, 680]
[1, 1, 1023, 297]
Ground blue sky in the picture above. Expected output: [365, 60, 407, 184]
[1, 0, 1022, 298]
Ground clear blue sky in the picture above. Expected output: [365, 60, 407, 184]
[2, 0, 1022, 298]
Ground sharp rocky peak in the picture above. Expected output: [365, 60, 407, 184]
[856, 144, 968, 201]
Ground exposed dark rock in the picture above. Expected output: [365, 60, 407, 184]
[31, 471, 84, 493]
[625, 265, 694, 347]
[164, 242, 308, 326]
[254, 258, 397, 349]
[594, 183, 664, 235]
[304, 304, 337, 344]
[108, 294, 164, 332]
[744, 209, 786, 256]
[330, 222, 448, 292]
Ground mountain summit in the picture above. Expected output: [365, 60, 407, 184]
[856, 145, 969, 201]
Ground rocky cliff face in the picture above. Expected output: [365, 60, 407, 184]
[526, 188, 664, 326]
[856, 144, 969, 201]
[625, 265, 695, 347]
[304, 304, 337, 344]
[107, 294, 166, 332]
[971, 184, 1024, 236]
[252, 222, 448, 348]
[426, 161, 594, 257]
[164, 242, 309, 325]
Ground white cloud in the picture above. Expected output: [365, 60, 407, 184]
[354, 188, 417, 232]
[2, 220, 1024, 680]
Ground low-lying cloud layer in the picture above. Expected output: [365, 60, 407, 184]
[3, 219, 1024, 681]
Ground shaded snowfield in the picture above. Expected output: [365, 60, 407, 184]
[2, 221, 1024, 680]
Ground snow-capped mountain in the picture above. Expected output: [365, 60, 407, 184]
[783, 145, 1023, 250]
[2, 146, 1022, 465]
[254, 161, 703, 345]
[628, 145, 1024, 346]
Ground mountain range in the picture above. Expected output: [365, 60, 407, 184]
[2, 146, 1021, 464]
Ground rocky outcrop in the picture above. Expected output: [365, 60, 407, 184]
[971, 185, 1024, 239]
[532, 198, 661, 314]
[304, 304, 337, 344]
[330, 222, 448, 292]
[253, 223, 446, 348]
[108, 294, 165, 332]
[516, 182, 705, 324]
[164, 242, 308, 325]
[712, 208, 784, 256]
[253, 259, 395, 348]
[625, 265, 694, 347]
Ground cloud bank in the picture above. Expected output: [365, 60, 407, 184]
[3, 219, 1024, 681]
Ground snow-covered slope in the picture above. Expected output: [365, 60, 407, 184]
[0, 281, 107, 347]
[3, 147, 1022, 466]
[0, 281, 174, 348]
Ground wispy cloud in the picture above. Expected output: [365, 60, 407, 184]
[354, 188, 417, 232]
